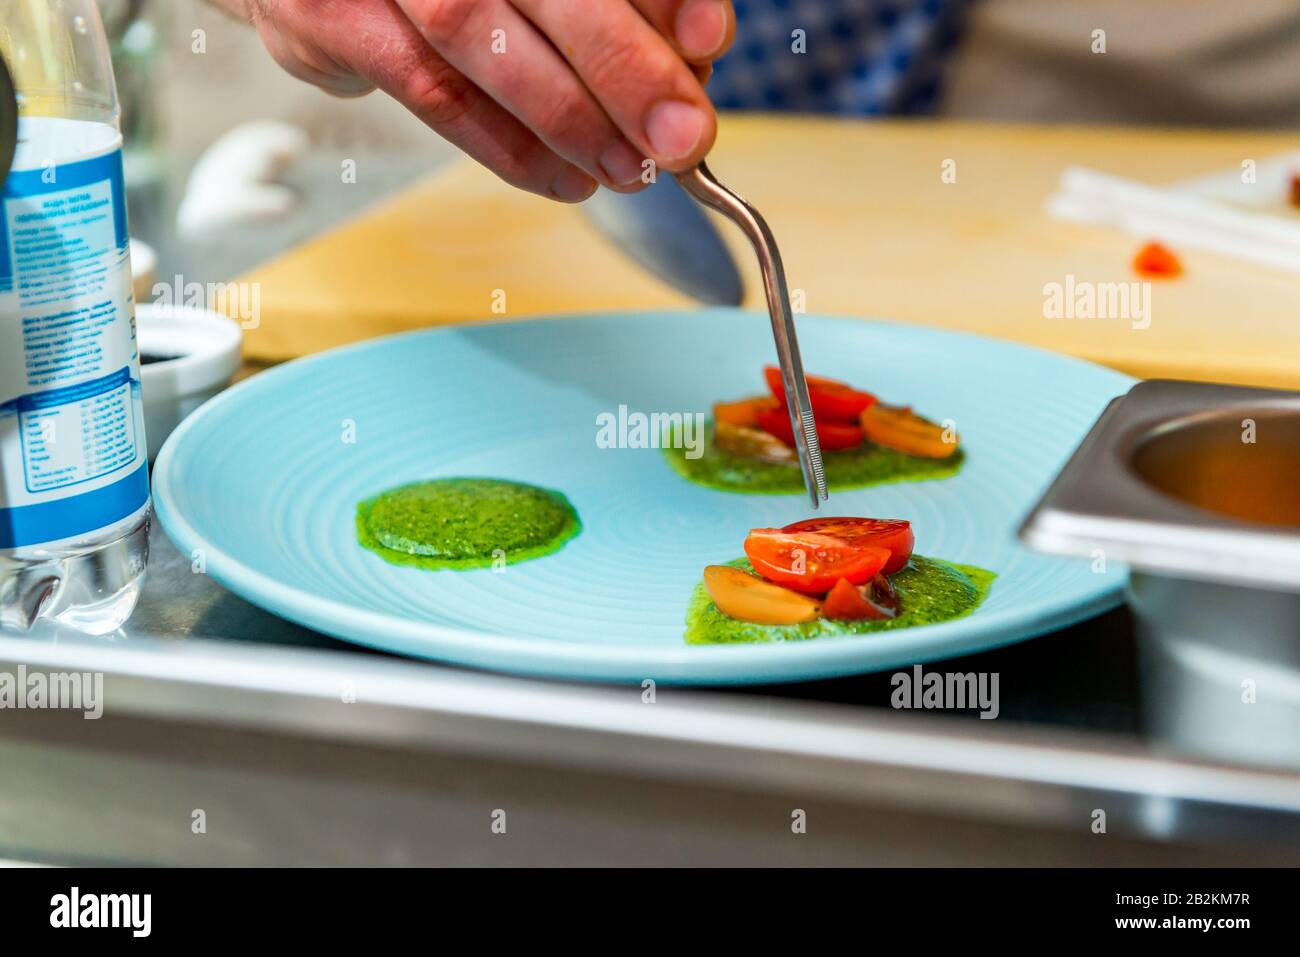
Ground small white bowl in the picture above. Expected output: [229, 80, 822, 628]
[137, 303, 243, 458]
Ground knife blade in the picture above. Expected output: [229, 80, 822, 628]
[580, 176, 744, 306]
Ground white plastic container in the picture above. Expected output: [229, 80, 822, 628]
[136, 303, 243, 456]
[0, 2, 149, 634]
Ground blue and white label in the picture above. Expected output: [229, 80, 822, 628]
[0, 119, 148, 550]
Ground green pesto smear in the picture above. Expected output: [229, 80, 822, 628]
[663, 423, 964, 494]
[356, 478, 581, 571]
[685, 556, 995, 645]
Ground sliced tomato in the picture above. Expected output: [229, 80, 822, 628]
[743, 529, 890, 595]
[780, 517, 914, 574]
[869, 572, 900, 614]
[703, 565, 821, 625]
[755, 407, 864, 451]
[714, 395, 778, 429]
[764, 366, 877, 422]
[713, 421, 796, 465]
[822, 578, 894, 621]
[859, 403, 958, 459]
[1132, 241, 1182, 279]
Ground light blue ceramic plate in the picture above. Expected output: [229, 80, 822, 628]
[153, 310, 1133, 685]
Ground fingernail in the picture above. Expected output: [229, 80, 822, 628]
[549, 166, 598, 202]
[675, 0, 728, 59]
[599, 139, 646, 186]
[645, 100, 708, 163]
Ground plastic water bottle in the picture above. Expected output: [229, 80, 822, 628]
[0, 1, 149, 634]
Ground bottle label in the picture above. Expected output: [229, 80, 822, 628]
[0, 142, 148, 550]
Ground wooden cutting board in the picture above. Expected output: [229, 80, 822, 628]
[237, 115, 1300, 389]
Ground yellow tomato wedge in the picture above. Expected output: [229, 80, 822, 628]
[860, 403, 959, 459]
[703, 565, 821, 625]
[713, 420, 797, 464]
[713, 395, 778, 429]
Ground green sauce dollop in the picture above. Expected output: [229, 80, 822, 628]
[356, 478, 581, 570]
[663, 423, 964, 494]
[685, 556, 995, 645]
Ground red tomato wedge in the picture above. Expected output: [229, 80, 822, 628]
[763, 366, 877, 422]
[780, 517, 914, 574]
[1132, 241, 1182, 279]
[743, 529, 890, 595]
[822, 578, 894, 621]
[755, 407, 864, 451]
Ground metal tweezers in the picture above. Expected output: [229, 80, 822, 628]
[675, 162, 828, 507]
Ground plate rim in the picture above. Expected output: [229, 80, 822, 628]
[152, 310, 1136, 684]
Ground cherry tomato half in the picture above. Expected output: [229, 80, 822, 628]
[859, 404, 958, 459]
[743, 529, 890, 595]
[780, 517, 914, 574]
[764, 366, 877, 422]
[713, 395, 778, 429]
[755, 408, 864, 451]
[703, 565, 821, 625]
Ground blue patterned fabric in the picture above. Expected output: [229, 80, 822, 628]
[707, 0, 971, 115]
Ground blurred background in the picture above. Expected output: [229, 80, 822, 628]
[116, 0, 1300, 281]
[113, 0, 452, 173]
[140, 0, 1300, 165]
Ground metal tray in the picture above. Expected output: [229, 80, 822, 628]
[1022, 380, 1300, 770]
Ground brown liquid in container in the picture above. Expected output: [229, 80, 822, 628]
[1131, 411, 1300, 527]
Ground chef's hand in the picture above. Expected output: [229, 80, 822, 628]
[214, 0, 734, 201]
